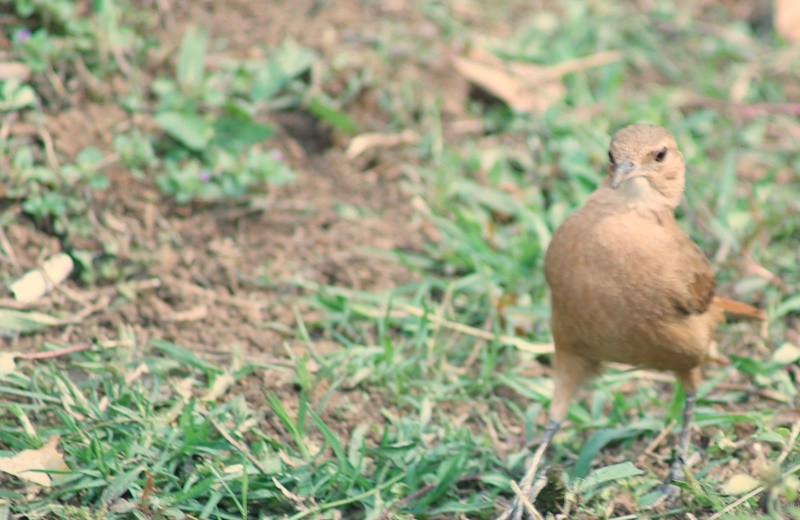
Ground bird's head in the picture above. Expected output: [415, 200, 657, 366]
[606, 124, 685, 207]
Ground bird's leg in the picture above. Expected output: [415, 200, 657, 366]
[667, 391, 696, 484]
[497, 349, 597, 519]
[505, 419, 561, 520]
[655, 389, 696, 502]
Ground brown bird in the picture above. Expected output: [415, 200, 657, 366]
[502, 124, 764, 520]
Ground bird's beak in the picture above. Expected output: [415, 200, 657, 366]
[610, 158, 634, 190]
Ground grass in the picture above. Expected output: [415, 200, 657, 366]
[1, 0, 799, 518]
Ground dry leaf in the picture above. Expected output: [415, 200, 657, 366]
[346, 130, 418, 159]
[775, 0, 800, 42]
[202, 372, 235, 402]
[0, 62, 31, 81]
[0, 436, 68, 487]
[453, 48, 620, 113]
[10, 253, 74, 303]
[125, 362, 150, 386]
[772, 342, 800, 365]
[721, 473, 760, 495]
[165, 305, 208, 322]
[453, 55, 555, 112]
[0, 353, 16, 376]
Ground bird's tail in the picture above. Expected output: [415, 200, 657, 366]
[713, 296, 766, 320]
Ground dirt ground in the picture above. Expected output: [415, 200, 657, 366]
[2, 0, 499, 441]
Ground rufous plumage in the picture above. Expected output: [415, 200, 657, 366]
[502, 124, 764, 520]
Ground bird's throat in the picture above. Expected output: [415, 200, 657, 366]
[616, 177, 667, 209]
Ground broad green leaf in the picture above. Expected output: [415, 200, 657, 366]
[155, 111, 212, 151]
[579, 461, 643, 492]
[0, 308, 61, 333]
[572, 419, 660, 478]
[0, 79, 37, 111]
[210, 117, 274, 152]
[272, 40, 315, 80]
[251, 59, 288, 101]
[177, 27, 207, 91]
[428, 500, 496, 514]
[775, 293, 800, 319]
[307, 96, 357, 134]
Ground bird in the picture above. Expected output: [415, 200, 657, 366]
[501, 124, 764, 520]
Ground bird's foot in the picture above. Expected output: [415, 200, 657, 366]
[653, 481, 681, 503]
[650, 458, 685, 506]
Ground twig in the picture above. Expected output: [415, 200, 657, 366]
[638, 419, 677, 463]
[708, 485, 764, 520]
[44, 62, 70, 101]
[510, 480, 544, 520]
[745, 257, 788, 294]
[708, 460, 800, 519]
[205, 413, 271, 474]
[715, 383, 791, 404]
[273, 476, 310, 512]
[37, 126, 60, 172]
[677, 94, 800, 118]
[0, 111, 18, 141]
[16, 343, 91, 360]
[0, 225, 20, 271]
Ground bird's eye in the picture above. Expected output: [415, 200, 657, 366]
[655, 147, 667, 162]
[608, 150, 616, 164]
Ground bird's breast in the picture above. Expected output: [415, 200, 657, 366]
[545, 207, 711, 370]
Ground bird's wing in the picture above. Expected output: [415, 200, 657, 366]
[668, 233, 716, 315]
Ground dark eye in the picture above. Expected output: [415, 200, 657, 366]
[608, 150, 616, 164]
[655, 147, 667, 162]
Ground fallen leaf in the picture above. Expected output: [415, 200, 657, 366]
[202, 372, 235, 402]
[453, 48, 620, 112]
[0, 62, 31, 81]
[453, 55, 556, 112]
[0, 353, 16, 376]
[164, 305, 208, 322]
[775, 0, 800, 42]
[346, 130, 419, 160]
[0, 436, 68, 487]
[772, 342, 800, 365]
[10, 253, 74, 303]
[721, 473, 760, 495]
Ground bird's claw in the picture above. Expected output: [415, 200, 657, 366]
[653, 481, 681, 504]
